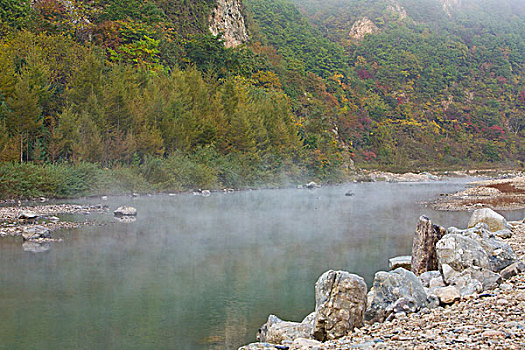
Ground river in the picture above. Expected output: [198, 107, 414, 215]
[1, 180, 522, 349]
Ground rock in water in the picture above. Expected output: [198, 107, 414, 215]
[313, 270, 367, 341]
[114, 206, 137, 217]
[389, 256, 412, 270]
[18, 210, 39, 222]
[22, 226, 51, 241]
[365, 268, 427, 324]
[257, 314, 313, 344]
[468, 208, 510, 232]
[411, 216, 447, 275]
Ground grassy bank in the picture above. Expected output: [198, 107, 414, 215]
[0, 150, 351, 200]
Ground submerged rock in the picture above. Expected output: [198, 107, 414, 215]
[468, 208, 510, 232]
[22, 241, 51, 253]
[313, 270, 367, 341]
[365, 268, 427, 324]
[114, 206, 137, 217]
[411, 216, 447, 275]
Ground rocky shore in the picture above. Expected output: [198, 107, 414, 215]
[433, 174, 525, 211]
[239, 178, 525, 349]
[0, 203, 110, 239]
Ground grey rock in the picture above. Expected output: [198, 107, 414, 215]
[389, 256, 411, 270]
[429, 276, 446, 289]
[292, 338, 323, 349]
[313, 270, 367, 341]
[436, 234, 490, 271]
[257, 314, 312, 344]
[390, 297, 418, 314]
[411, 216, 447, 275]
[444, 225, 517, 272]
[114, 206, 137, 217]
[434, 286, 460, 304]
[499, 261, 525, 280]
[442, 264, 500, 292]
[238, 343, 276, 350]
[468, 208, 510, 232]
[494, 229, 512, 239]
[480, 237, 518, 272]
[365, 268, 427, 324]
[22, 226, 51, 241]
[419, 270, 442, 288]
[427, 294, 440, 309]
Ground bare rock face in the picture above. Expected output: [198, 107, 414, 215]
[468, 208, 510, 233]
[365, 268, 427, 324]
[313, 270, 367, 341]
[411, 216, 447, 275]
[440, 0, 462, 17]
[349, 17, 379, 41]
[209, 0, 249, 48]
[387, 0, 408, 20]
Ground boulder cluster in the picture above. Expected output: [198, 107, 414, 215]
[240, 208, 524, 349]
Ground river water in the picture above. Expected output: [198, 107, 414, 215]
[1, 180, 522, 349]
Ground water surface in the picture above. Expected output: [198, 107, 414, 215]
[1, 181, 522, 349]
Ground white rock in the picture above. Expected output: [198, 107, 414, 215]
[468, 208, 510, 232]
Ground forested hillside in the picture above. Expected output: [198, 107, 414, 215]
[0, 0, 523, 197]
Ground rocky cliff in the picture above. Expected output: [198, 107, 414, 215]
[349, 17, 379, 41]
[209, 0, 249, 48]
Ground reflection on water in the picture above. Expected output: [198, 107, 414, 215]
[1, 181, 523, 349]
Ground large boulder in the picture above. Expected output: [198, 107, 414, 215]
[257, 314, 313, 344]
[445, 225, 517, 272]
[313, 270, 367, 341]
[22, 226, 51, 241]
[435, 234, 490, 271]
[411, 216, 447, 275]
[365, 268, 427, 324]
[468, 208, 510, 232]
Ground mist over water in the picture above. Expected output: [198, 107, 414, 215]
[1, 180, 523, 349]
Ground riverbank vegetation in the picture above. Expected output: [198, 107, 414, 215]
[0, 0, 523, 198]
